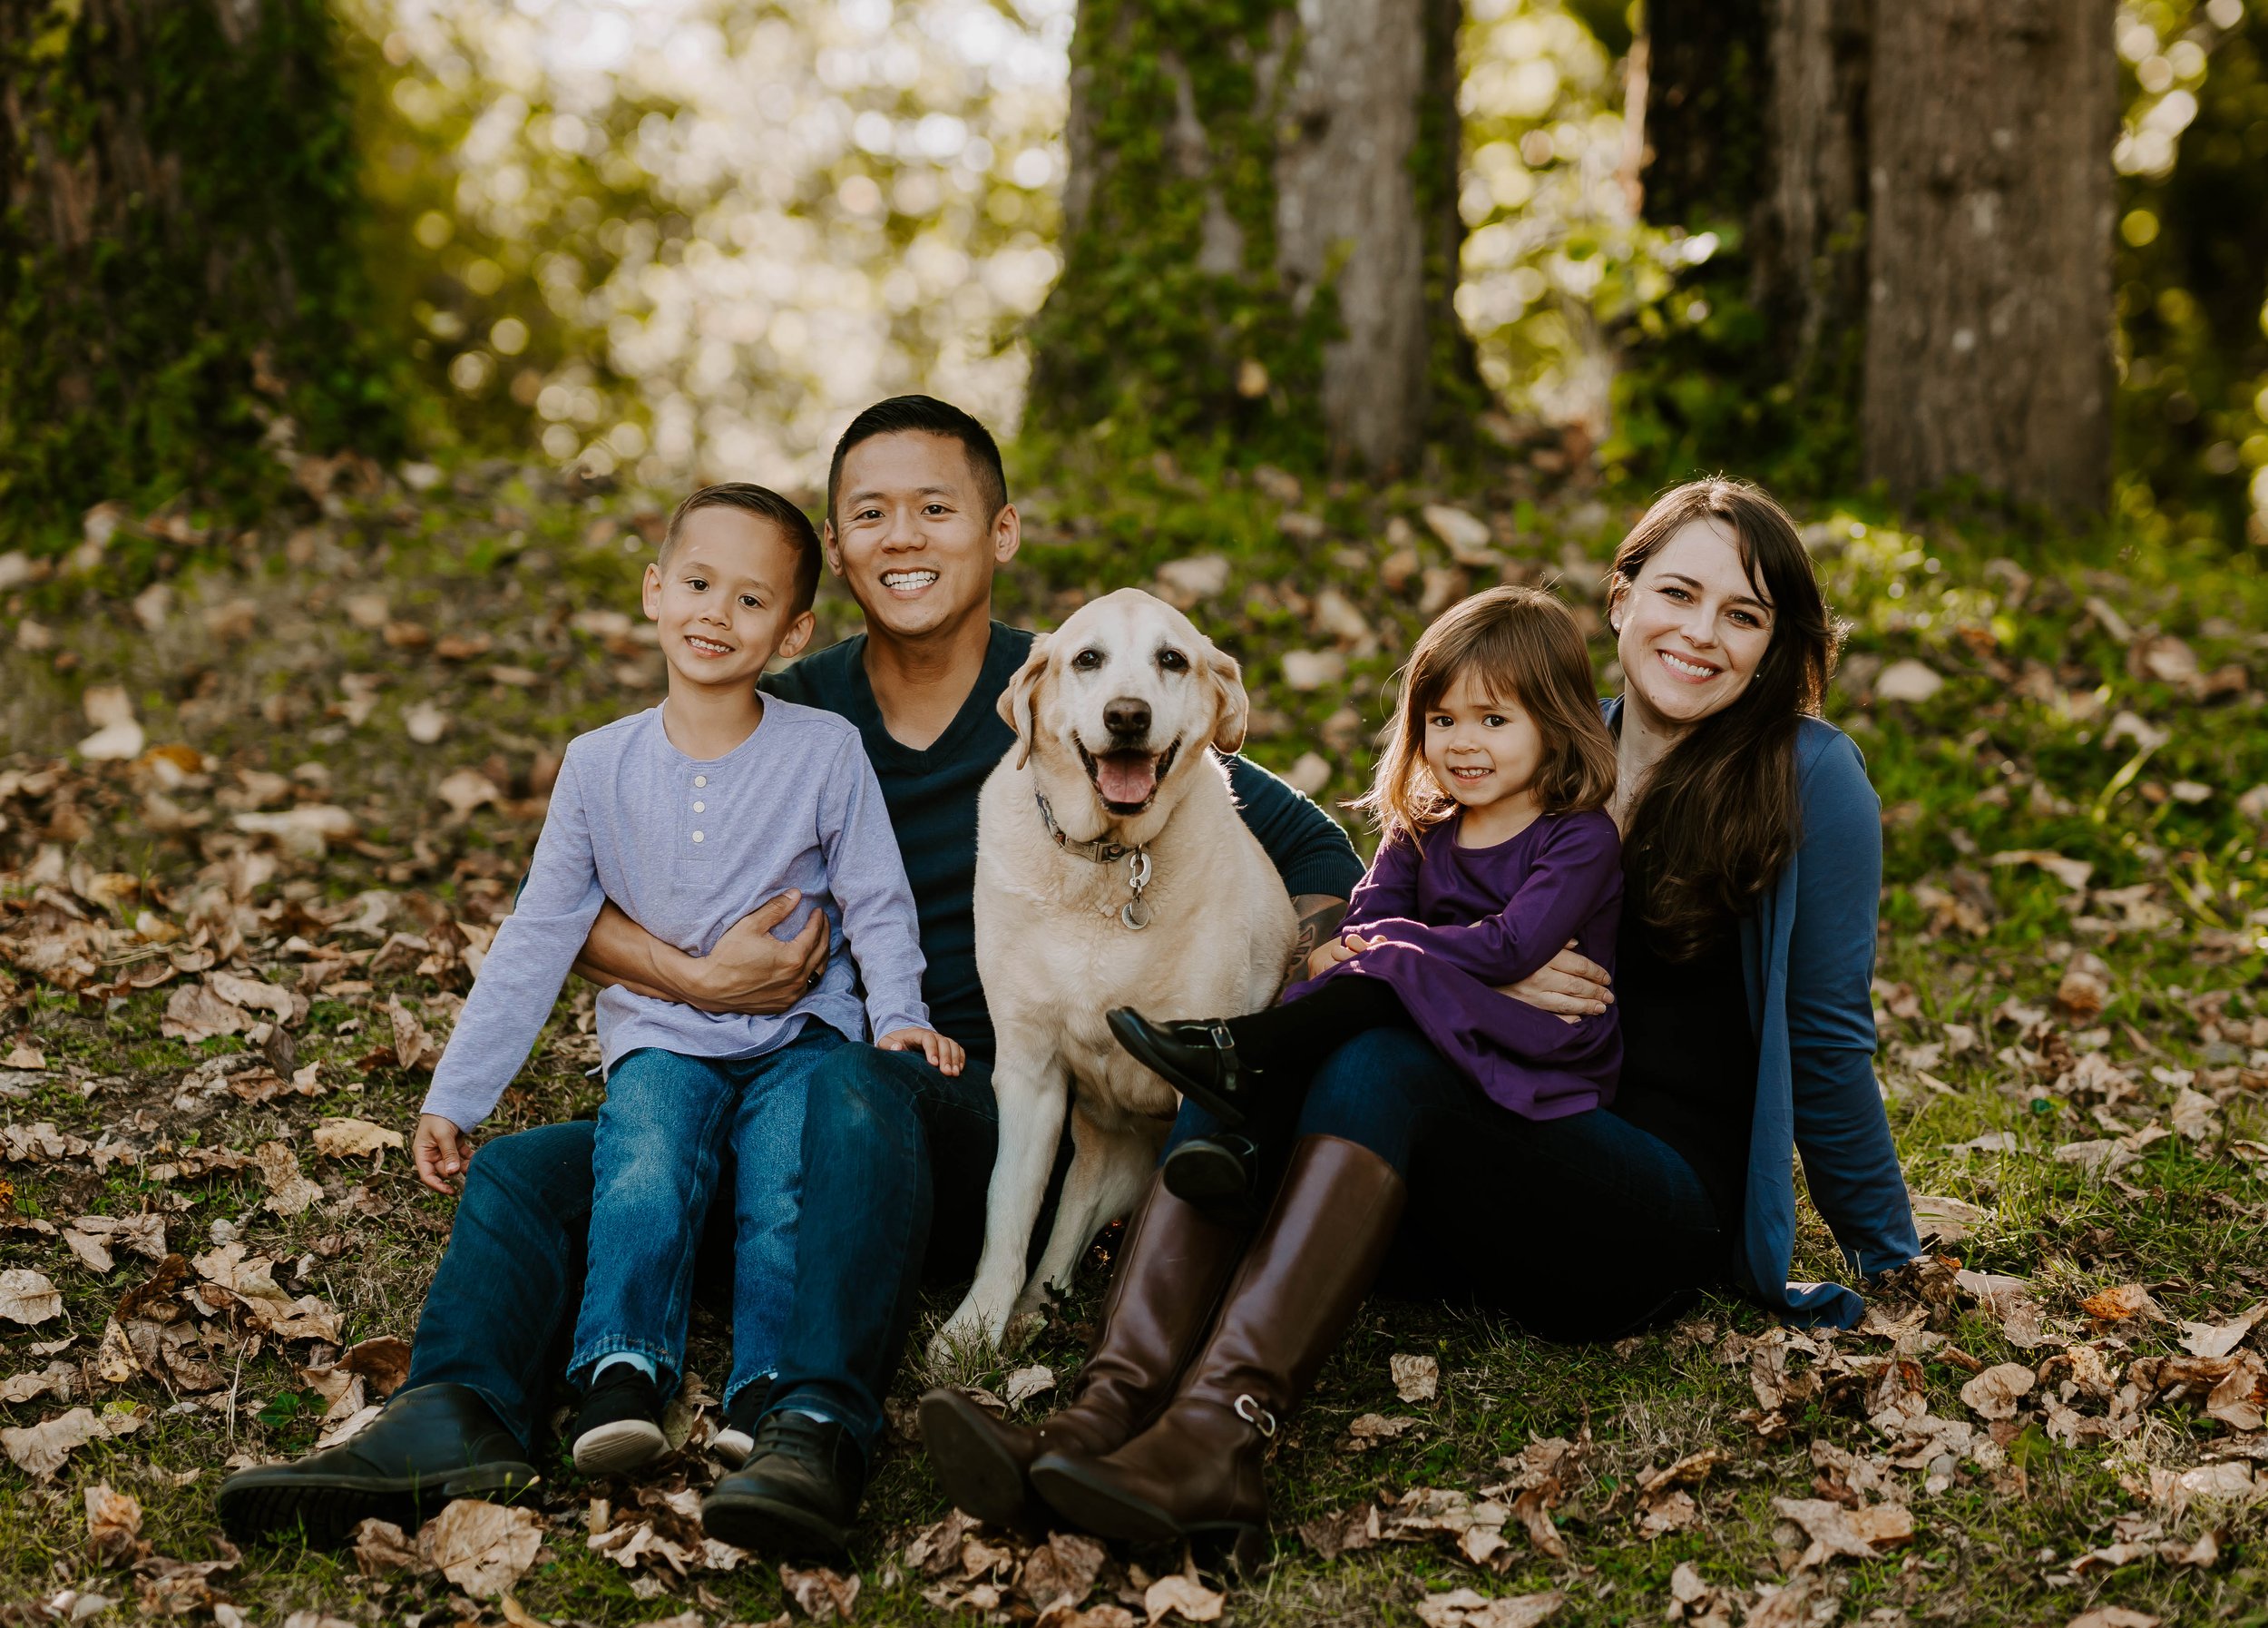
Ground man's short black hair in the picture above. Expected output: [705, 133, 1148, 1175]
[826, 395, 1007, 527]
[660, 483, 824, 615]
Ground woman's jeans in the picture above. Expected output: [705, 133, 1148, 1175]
[1171, 1025, 1730, 1342]
[567, 1027, 843, 1406]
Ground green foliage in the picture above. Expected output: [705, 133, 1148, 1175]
[2113, 0, 2268, 544]
[0, 0, 406, 550]
[1602, 227, 1863, 495]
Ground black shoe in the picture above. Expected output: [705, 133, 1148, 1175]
[572, 1362, 668, 1475]
[701, 1411, 865, 1559]
[1107, 1007, 1255, 1126]
[711, 1380, 772, 1467]
[217, 1383, 539, 1546]
[1160, 1133, 1261, 1224]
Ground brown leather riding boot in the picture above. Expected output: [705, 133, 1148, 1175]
[1027, 1136, 1406, 1569]
[919, 1174, 1247, 1525]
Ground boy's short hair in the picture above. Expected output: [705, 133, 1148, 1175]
[826, 395, 1007, 527]
[660, 484, 824, 615]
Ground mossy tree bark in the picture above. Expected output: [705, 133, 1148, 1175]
[1862, 0, 2115, 515]
[1027, 0, 1483, 477]
[1638, 0, 2114, 515]
[0, 0, 399, 545]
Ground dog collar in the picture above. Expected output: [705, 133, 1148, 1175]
[1033, 791, 1155, 929]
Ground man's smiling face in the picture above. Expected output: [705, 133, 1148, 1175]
[826, 430, 1019, 641]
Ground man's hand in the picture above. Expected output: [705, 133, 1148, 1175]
[693, 891, 831, 1014]
[1500, 940, 1613, 1025]
[878, 1026, 965, 1076]
[414, 1113, 474, 1195]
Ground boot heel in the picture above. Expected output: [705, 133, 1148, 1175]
[1160, 1139, 1257, 1225]
[1190, 1521, 1271, 1579]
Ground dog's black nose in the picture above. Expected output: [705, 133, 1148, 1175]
[1103, 698, 1151, 739]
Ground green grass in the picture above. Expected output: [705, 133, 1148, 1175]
[3, 456, 2265, 1623]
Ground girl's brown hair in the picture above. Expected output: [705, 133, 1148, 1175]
[1354, 585, 1616, 842]
[1608, 477, 1843, 959]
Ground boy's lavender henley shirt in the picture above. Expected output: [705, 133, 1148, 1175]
[419, 698, 927, 1130]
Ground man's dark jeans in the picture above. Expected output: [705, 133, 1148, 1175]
[1170, 1025, 1731, 1343]
[401, 1043, 1061, 1459]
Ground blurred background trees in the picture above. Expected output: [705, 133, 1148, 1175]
[3, 0, 2264, 547]
[1, 0, 406, 538]
[1638, 0, 2116, 516]
[1026, 0, 1481, 474]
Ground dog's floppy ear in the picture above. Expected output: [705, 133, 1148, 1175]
[1202, 643, 1249, 755]
[999, 634, 1052, 769]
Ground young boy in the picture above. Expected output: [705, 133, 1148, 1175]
[412, 483, 961, 1475]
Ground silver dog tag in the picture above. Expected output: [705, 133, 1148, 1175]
[1121, 897, 1152, 930]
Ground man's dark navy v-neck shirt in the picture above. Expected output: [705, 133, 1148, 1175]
[762, 621, 1364, 1065]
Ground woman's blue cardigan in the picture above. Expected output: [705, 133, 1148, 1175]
[1605, 698, 1921, 1328]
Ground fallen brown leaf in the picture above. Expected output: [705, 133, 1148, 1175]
[1143, 1573, 1224, 1625]
[83, 1480, 143, 1564]
[1019, 1530, 1105, 1612]
[1392, 1352, 1441, 1402]
[1960, 1362, 2037, 1421]
[1413, 1588, 1565, 1628]
[1, 1405, 145, 1477]
[2082, 1283, 2159, 1322]
[2179, 1304, 2267, 1358]
[254, 1140, 323, 1216]
[312, 1117, 405, 1162]
[1772, 1496, 1915, 1568]
[161, 980, 249, 1043]
[351, 1517, 419, 1577]
[0, 1267, 63, 1325]
[416, 1498, 544, 1598]
[780, 1561, 862, 1622]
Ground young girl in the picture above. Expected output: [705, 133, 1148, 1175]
[1108, 585, 1623, 1213]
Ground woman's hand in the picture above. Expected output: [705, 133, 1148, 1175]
[878, 1027, 966, 1077]
[414, 1113, 474, 1195]
[1500, 941, 1613, 1025]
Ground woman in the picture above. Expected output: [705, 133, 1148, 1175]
[918, 478, 1921, 1564]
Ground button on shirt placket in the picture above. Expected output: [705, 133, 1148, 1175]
[687, 771, 713, 861]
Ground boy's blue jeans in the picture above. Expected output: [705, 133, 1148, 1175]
[567, 1027, 842, 1407]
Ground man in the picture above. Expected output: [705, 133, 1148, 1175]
[218, 397, 1361, 1554]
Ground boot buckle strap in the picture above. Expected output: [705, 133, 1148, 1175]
[1233, 1393, 1277, 1437]
[1207, 1022, 1236, 1053]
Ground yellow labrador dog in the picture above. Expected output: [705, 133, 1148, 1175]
[934, 589, 1297, 1353]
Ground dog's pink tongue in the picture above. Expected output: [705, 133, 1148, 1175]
[1094, 751, 1158, 806]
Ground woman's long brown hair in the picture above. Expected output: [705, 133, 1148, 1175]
[1353, 585, 1618, 844]
[1609, 478, 1842, 959]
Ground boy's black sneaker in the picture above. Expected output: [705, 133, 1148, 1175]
[1159, 1132, 1262, 1225]
[711, 1381, 771, 1467]
[572, 1362, 668, 1475]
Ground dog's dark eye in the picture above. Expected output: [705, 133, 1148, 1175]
[1072, 648, 1103, 671]
[1157, 648, 1188, 672]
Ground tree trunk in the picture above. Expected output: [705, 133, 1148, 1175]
[0, 0, 397, 544]
[1636, 0, 2114, 515]
[1862, 0, 2115, 514]
[1027, 0, 1481, 476]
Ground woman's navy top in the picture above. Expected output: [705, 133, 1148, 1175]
[1601, 699, 1921, 1328]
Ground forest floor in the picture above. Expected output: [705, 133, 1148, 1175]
[2, 449, 2266, 1628]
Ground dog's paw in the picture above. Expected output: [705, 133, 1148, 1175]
[929, 1292, 1008, 1363]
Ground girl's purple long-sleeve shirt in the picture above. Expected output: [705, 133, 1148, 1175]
[1283, 807, 1623, 1119]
